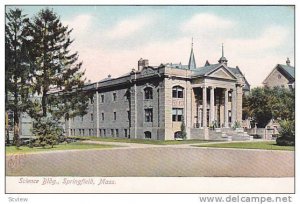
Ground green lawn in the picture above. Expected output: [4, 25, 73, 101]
[6, 142, 117, 155]
[72, 136, 219, 145]
[194, 141, 294, 151]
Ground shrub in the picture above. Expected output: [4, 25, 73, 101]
[33, 117, 63, 148]
[276, 120, 295, 146]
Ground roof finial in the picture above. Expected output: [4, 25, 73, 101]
[218, 43, 228, 65]
[286, 57, 291, 66]
[222, 43, 224, 57]
[192, 37, 194, 48]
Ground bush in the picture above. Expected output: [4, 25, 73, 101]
[276, 120, 295, 146]
[33, 117, 63, 148]
[276, 136, 294, 146]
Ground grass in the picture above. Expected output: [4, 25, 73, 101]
[6, 142, 117, 155]
[71, 136, 219, 145]
[194, 141, 294, 151]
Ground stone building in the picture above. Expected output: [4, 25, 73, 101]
[263, 58, 295, 89]
[66, 44, 250, 140]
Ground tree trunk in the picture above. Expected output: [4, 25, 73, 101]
[42, 90, 47, 117]
[13, 111, 20, 147]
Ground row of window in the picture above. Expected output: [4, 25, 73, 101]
[70, 128, 129, 137]
[75, 108, 183, 123]
[145, 108, 183, 122]
[90, 86, 185, 104]
[70, 128, 95, 136]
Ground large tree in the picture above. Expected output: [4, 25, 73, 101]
[27, 8, 89, 144]
[5, 8, 31, 146]
[245, 87, 294, 128]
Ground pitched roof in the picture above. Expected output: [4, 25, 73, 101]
[278, 64, 295, 79]
[192, 63, 220, 75]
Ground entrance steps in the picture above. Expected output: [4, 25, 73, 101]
[209, 128, 253, 141]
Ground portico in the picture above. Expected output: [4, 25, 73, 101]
[192, 85, 238, 129]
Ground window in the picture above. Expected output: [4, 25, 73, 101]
[278, 74, 281, 79]
[127, 110, 130, 121]
[101, 112, 104, 121]
[100, 129, 102, 136]
[111, 129, 114, 137]
[116, 129, 119, 137]
[79, 129, 82, 136]
[103, 129, 106, 136]
[124, 129, 128, 138]
[82, 129, 85, 136]
[144, 87, 153, 99]
[101, 94, 104, 103]
[172, 108, 183, 122]
[144, 131, 151, 139]
[89, 129, 92, 136]
[113, 93, 117, 101]
[145, 108, 153, 122]
[113, 112, 117, 120]
[172, 86, 184, 98]
[174, 131, 182, 139]
[91, 113, 93, 121]
[228, 92, 232, 102]
[90, 97, 94, 104]
[228, 110, 232, 123]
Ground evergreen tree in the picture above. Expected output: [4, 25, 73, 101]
[5, 8, 31, 146]
[27, 8, 89, 145]
[180, 118, 187, 140]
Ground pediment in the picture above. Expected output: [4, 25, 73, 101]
[141, 67, 156, 76]
[208, 67, 236, 80]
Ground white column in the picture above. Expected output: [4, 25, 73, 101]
[210, 87, 215, 126]
[96, 89, 100, 137]
[231, 87, 237, 125]
[224, 88, 229, 128]
[202, 86, 207, 128]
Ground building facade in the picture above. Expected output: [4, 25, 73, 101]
[263, 58, 295, 89]
[66, 45, 250, 140]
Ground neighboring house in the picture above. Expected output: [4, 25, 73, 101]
[262, 58, 295, 89]
[66, 43, 250, 140]
[264, 119, 280, 140]
[246, 119, 280, 140]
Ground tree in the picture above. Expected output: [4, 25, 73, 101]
[245, 87, 294, 145]
[245, 87, 273, 128]
[5, 8, 31, 146]
[180, 118, 187, 140]
[276, 120, 295, 146]
[27, 8, 89, 146]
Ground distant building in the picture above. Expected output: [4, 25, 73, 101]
[66, 43, 251, 140]
[263, 58, 295, 89]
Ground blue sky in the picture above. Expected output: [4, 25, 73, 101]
[6, 5, 294, 87]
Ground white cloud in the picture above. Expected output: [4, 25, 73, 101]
[60, 13, 292, 88]
[104, 14, 157, 39]
[228, 25, 289, 52]
[182, 13, 236, 35]
[64, 14, 94, 39]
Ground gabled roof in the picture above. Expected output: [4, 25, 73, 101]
[278, 64, 295, 79]
[192, 63, 237, 79]
[263, 63, 295, 85]
[192, 63, 220, 75]
[228, 66, 251, 91]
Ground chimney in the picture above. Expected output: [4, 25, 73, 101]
[138, 58, 149, 71]
[286, 57, 291, 66]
